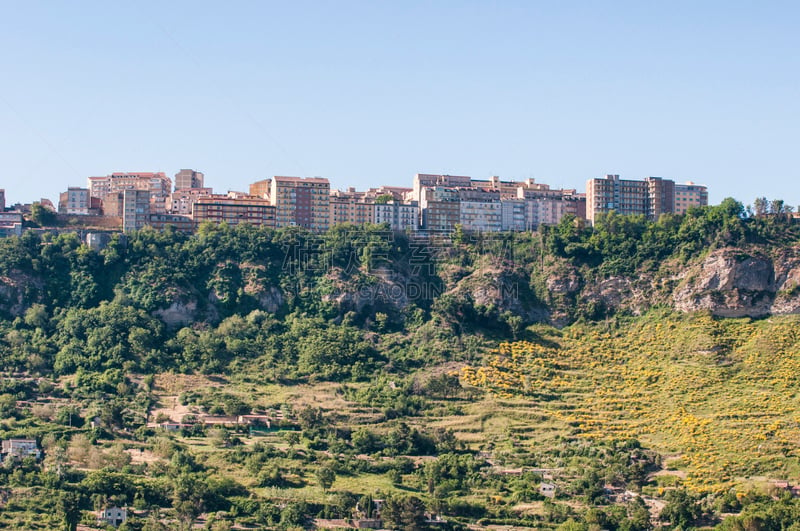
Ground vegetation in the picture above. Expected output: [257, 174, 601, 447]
[0, 201, 799, 528]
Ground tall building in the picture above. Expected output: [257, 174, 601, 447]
[192, 195, 276, 228]
[420, 187, 460, 231]
[586, 174, 650, 224]
[329, 188, 374, 227]
[586, 174, 706, 224]
[122, 189, 151, 233]
[174, 169, 204, 191]
[458, 188, 502, 232]
[674, 182, 709, 214]
[269, 176, 330, 231]
[645, 177, 675, 220]
[374, 201, 419, 231]
[501, 199, 527, 231]
[0, 189, 5, 211]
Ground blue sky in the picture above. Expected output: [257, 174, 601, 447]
[1, 1, 798, 207]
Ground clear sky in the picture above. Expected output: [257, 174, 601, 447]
[1, 1, 798, 207]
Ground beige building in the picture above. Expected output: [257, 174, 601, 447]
[167, 188, 213, 215]
[329, 188, 374, 227]
[58, 187, 91, 215]
[192, 195, 276, 228]
[674, 182, 709, 214]
[413, 174, 472, 203]
[174, 169, 204, 191]
[88, 172, 172, 213]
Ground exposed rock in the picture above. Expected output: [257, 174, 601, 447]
[446, 266, 549, 323]
[671, 247, 800, 318]
[0, 272, 45, 317]
[153, 301, 198, 327]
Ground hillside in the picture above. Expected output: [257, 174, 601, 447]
[2, 201, 800, 529]
[460, 312, 800, 490]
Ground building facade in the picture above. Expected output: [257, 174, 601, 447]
[587, 174, 707, 223]
[269, 176, 330, 231]
[674, 182, 709, 214]
[88, 172, 172, 213]
[167, 188, 213, 215]
[329, 188, 374, 227]
[192, 195, 276, 228]
[58, 187, 91, 215]
[420, 187, 460, 231]
[374, 201, 420, 231]
[122, 189, 151, 233]
[586, 174, 650, 223]
[174, 169, 204, 191]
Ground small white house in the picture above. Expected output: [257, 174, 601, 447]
[98, 506, 127, 527]
[540, 482, 556, 498]
[1, 439, 41, 460]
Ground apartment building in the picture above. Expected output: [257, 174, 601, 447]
[193, 195, 276, 228]
[167, 188, 213, 215]
[329, 188, 374, 227]
[645, 177, 675, 220]
[420, 187, 460, 231]
[413, 174, 472, 203]
[501, 198, 527, 231]
[516, 181, 583, 228]
[174, 169, 204, 191]
[458, 188, 502, 232]
[148, 213, 195, 233]
[587, 174, 706, 223]
[374, 201, 419, 231]
[249, 179, 271, 199]
[58, 187, 91, 215]
[88, 172, 172, 213]
[674, 182, 709, 214]
[269, 176, 330, 231]
[121, 189, 151, 233]
[586, 174, 650, 223]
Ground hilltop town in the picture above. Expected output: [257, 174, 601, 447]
[0, 171, 709, 238]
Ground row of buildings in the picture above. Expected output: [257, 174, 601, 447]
[3, 171, 709, 236]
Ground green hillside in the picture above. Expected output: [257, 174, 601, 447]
[2, 202, 800, 529]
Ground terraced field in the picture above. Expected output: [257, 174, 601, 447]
[459, 311, 800, 491]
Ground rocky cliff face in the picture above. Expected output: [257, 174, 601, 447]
[530, 245, 800, 323]
[672, 247, 800, 318]
[3, 240, 800, 327]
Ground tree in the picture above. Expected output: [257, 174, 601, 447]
[316, 465, 336, 492]
[382, 496, 427, 531]
[31, 202, 57, 226]
[660, 489, 701, 528]
[57, 491, 82, 531]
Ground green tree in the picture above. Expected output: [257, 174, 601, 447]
[316, 465, 336, 492]
[57, 491, 82, 531]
